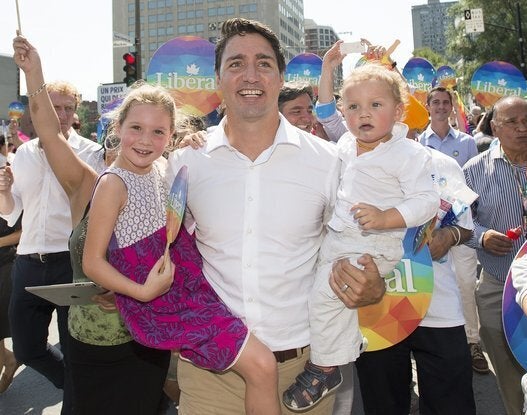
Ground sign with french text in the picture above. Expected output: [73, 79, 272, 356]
[434, 65, 457, 89]
[146, 36, 222, 117]
[285, 53, 322, 95]
[97, 83, 128, 115]
[471, 61, 527, 108]
[402, 58, 436, 106]
[358, 227, 434, 351]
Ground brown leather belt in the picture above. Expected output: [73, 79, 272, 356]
[273, 346, 309, 363]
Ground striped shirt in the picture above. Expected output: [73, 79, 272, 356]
[463, 144, 526, 281]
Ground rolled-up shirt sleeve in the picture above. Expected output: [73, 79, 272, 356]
[315, 100, 348, 143]
[0, 189, 23, 227]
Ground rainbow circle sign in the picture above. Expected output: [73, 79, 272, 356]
[285, 53, 322, 95]
[8, 101, 25, 120]
[503, 241, 527, 371]
[434, 65, 457, 89]
[402, 58, 436, 106]
[471, 61, 527, 108]
[146, 36, 222, 117]
[358, 227, 434, 351]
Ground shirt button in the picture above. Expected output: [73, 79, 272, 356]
[248, 297, 254, 303]
[247, 228, 253, 234]
[248, 196, 253, 202]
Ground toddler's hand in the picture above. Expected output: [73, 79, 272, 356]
[351, 203, 386, 230]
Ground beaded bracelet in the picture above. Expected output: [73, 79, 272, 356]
[27, 82, 46, 98]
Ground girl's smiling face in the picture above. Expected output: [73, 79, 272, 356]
[115, 103, 172, 174]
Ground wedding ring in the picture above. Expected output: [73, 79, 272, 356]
[341, 283, 349, 293]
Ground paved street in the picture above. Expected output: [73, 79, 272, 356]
[0, 312, 508, 414]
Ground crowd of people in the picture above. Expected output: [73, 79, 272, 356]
[0, 16, 526, 415]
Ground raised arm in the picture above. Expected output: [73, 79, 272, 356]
[12, 36, 97, 225]
[318, 41, 345, 105]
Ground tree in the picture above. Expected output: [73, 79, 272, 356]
[76, 103, 98, 138]
[446, 0, 527, 100]
[412, 47, 450, 69]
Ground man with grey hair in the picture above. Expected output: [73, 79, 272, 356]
[463, 95, 527, 415]
[0, 81, 101, 414]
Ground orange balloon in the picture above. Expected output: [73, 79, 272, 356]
[403, 94, 429, 130]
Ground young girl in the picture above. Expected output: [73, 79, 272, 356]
[82, 84, 280, 414]
[283, 64, 439, 411]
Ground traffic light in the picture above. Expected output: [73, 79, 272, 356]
[123, 52, 137, 86]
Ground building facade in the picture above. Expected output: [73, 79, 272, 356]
[412, 0, 457, 56]
[304, 18, 342, 90]
[112, 0, 306, 82]
[0, 54, 20, 123]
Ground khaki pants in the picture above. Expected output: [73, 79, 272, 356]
[178, 346, 335, 414]
[476, 270, 524, 415]
[451, 244, 480, 343]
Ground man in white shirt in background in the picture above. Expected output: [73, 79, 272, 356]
[418, 86, 488, 374]
[0, 81, 101, 414]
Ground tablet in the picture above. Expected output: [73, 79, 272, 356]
[25, 282, 107, 306]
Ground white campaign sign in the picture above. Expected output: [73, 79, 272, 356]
[97, 83, 128, 115]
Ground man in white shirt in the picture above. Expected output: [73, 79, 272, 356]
[167, 18, 385, 415]
[355, 148, 477, 414]
[0, 81, 101, 414]
[418, 86, 489, 374]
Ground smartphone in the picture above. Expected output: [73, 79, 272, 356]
[340, 41, 366, 55]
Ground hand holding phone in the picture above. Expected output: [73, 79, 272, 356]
[339, 41, 366, 55]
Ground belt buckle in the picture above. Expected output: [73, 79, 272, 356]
[38, 253, 47, 263]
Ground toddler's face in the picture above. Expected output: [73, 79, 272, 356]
[341, 79, 403, 147]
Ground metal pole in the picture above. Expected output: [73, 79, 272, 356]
[517, 2, 526, 77]
[135, 0, 142, 80]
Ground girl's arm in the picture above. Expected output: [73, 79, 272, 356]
[82, 174, 174, 302]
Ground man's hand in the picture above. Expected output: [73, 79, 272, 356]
[0, 166, 14, 193]
[177, 131, 206, 149]
[428, 227, 454, 261]
[482, 229, 514, 256]
[13, 36, 41, 76]
[92, 291, 118, 313]
[329, 255, 385, 308]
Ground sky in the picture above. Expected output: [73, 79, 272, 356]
[0, 0, 425, 102]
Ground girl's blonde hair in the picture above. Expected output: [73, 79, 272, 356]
[340, 64, 409, 120]
[106, 81, 177, 141]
